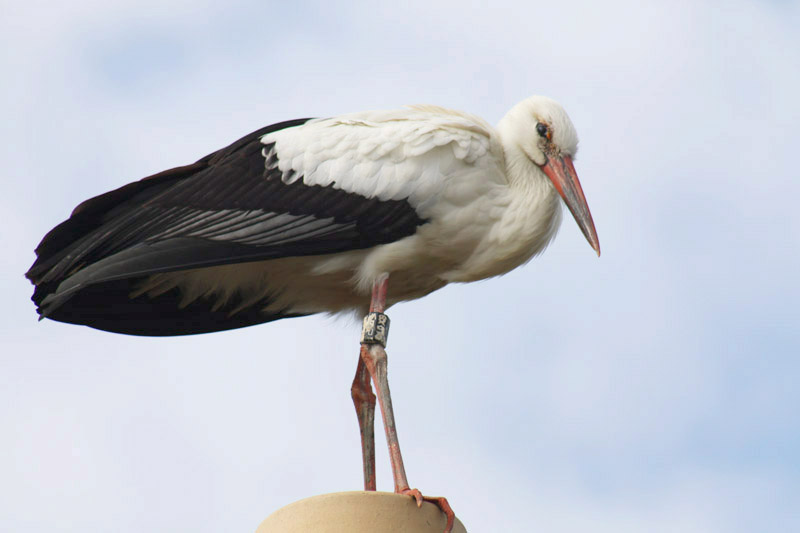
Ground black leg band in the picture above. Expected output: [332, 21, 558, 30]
[361, 312, 390, 347]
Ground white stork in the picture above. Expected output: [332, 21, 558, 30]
[27, 95, 599, 532]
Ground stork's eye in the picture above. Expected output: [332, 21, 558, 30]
[536, 122, 549, 139]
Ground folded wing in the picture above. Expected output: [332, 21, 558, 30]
[26, 109, 494, 336]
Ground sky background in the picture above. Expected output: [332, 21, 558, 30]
[2, 1, 799, 531]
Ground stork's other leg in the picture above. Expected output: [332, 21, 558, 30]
[360, 342, 410, 493]
[350, 356, 376, 491]
[359, 275, 456, 533]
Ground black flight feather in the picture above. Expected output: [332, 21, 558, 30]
[27, 118, 426, 335]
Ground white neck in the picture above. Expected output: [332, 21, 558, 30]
[501, 141, 563, 258]
[440, 136, 562, 283]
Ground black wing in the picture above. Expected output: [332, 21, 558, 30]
[26, 119, 425, 336]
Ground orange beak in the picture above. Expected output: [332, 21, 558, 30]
[541, 155, 600, 256]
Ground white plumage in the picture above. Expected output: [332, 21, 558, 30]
[29, 94, 598, 335]
[128, 96, 593, 319]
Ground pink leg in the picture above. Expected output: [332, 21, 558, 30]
[359, 275, 456, 533]
[350, 356, 376, 491]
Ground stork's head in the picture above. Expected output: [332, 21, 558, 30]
[498, 95, 600, 256]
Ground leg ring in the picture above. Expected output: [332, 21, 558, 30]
[361, 312, 390, 347]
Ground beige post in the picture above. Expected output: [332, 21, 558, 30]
[256, 491, 467, 533]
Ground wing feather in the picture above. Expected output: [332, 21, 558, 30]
[263, 107, 495, 206]
[27, 106, 498, 335]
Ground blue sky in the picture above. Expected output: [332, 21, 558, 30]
[2, 1, 799, 531]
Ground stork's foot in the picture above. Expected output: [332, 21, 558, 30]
[400, 488, 455, 533]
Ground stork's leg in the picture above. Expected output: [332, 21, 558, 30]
[350, 356, 376, 491]
[359, 275, 456, 533]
